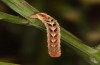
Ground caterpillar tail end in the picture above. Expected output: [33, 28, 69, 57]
[49, 49, 61, 58]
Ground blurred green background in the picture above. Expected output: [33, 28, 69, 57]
[0, 0, 100, 65]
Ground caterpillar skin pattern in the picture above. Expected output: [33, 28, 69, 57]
[30, 12, 61, 57]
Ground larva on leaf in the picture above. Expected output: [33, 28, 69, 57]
[30, 12, 61, 57]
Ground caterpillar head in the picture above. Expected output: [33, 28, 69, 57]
[31, 12, 50, 22]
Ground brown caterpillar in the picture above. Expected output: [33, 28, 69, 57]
[30, 12, 61, 57]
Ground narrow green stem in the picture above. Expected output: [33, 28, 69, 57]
[0, 11, 28, 24]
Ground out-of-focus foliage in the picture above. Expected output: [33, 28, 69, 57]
[0, 62, 19, 65]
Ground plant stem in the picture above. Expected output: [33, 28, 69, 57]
[0, 11, 28, 24]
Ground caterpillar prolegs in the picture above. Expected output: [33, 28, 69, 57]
[30, 12, 61, 57]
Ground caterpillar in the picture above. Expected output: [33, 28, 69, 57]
[30, 12, 61, 57]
